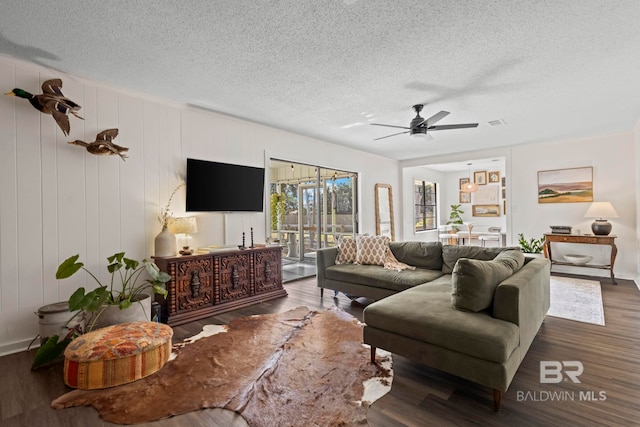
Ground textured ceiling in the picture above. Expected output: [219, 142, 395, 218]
[2, 1, 640, 161]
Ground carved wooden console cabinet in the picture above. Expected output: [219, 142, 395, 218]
[153, 246, 286, 325]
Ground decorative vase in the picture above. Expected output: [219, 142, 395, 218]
[155, 226, 176, 257]
[88, 294, 152, 331]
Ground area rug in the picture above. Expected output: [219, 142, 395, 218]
[547, 276, 605, 326]
[51, 307, 393, 426]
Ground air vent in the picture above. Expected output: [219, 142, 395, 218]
[488, 119, 506, 126]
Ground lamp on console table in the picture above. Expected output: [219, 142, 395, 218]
[168, 217, 198, 255]
[584, 202, 618, 235]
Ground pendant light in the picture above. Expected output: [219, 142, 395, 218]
[461, 163, 478, 192]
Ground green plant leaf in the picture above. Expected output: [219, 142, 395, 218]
[31, 336, 72, 370]
[144, 261, 170, 283]
[68, 287, 87, 311]
[152, 284, 168, 298]
[107, 252, 125, 264]
[123, 257, 139, 270]
[119, 299, 132, 310]
[84, 287, 110, 312]
[107, 262, 123, 273]
[56, 255, 83, 279]
[144, 261, 161, 278]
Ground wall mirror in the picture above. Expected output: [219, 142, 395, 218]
[375, 183, 395, 241]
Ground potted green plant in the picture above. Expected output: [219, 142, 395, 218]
[270, 193, 286, 232]
[517, 233, 545, 254]
[32, 252, 170, 369]
[446, 204, 465, 231]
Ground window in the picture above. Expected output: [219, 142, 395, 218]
[414, 180, 437, 232]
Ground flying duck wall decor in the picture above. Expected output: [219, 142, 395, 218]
[68, 128, 129, 161]
[4, 78, 83, 136]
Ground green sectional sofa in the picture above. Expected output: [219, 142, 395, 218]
[316, 241, 550, 411]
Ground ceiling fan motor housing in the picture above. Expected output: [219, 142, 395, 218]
[410, 114, 427, 136]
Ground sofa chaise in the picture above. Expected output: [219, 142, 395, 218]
[316, 239, 550, 410]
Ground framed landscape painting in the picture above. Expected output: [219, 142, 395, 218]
[472, 204, 500, 217]
[537, 167, 593, 203]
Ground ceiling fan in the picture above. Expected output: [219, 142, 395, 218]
[371, 104, 478, 140]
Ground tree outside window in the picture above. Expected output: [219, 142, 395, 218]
[414, 180, 437, 232]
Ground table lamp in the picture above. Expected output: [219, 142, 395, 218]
[584, 202, 618, 235]
[168, 217, 198, 255]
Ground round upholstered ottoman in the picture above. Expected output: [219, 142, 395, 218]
[63, 321, 173, 389]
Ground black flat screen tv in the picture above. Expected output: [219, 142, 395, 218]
[186, 158, 265, 212]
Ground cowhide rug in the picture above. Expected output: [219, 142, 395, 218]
[51, 307, 393, 426]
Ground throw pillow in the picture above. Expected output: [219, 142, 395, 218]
[451, 249, 525, 312]
[442, 245, 519, 274]
[335, 238, 357, 265]
[356, 235, 390, 266]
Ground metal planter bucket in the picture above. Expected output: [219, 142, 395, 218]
[35, 302, 84, 345]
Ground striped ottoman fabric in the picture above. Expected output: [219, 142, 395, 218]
[63, 321, 173, 389]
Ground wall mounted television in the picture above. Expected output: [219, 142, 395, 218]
[186, 158, 265, 212]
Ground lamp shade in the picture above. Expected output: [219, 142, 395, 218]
[461, 162, 478, 193]
[461, 181, 478, 192]
[584, 202, 618, 219]
[168, 217, 198, 235]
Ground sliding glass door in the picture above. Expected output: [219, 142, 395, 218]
[269, 159, 358, 261]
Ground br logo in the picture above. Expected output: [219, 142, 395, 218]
[540, 361, 583, 383]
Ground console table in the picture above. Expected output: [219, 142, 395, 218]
[542, 233, 617, 284]
[153, 246, 287, 325]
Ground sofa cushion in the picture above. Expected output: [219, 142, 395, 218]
[356, 235, 390, 266]
[325, 264, 443, 293]
[441, 245, 519, 274]
[389, 241, 443, 270]
[363, 283, 519, 363]
[451, 249, 525, 312]
[335, 238, 357, 265]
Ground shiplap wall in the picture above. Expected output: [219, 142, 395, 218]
[0, 56, 400, 354]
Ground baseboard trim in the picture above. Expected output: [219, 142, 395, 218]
[0, 337, 38, 357]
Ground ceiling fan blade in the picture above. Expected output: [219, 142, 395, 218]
[374, 131, 410, 141]
[370, 123, 410, 130]
[424, 111, 450, 127]
[427, 123, 479, 130]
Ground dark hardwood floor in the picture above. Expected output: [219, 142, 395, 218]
[1, 273, 639, 426]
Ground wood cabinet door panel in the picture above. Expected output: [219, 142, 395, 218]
[217, 253, 252, 302]
[254, 248, 282, 294]
[174, 257, 214, 314]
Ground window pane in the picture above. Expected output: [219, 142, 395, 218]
[413, 180, 437, 233]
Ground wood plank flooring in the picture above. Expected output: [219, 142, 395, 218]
[1, 273, 638, 426]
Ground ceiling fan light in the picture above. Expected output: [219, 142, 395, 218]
[410, 127, 427, 139]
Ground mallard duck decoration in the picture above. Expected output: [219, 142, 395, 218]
[68, 129, 129, 161]
[4, 78, 83, 136]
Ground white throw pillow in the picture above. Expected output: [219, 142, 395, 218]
[356, 235, 390, 266]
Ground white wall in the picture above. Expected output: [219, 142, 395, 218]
[401, 134, 637, 281]
[631, 118, 640, 290]
[0, 56, 400, 355]
[511, 133, 636, 279]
